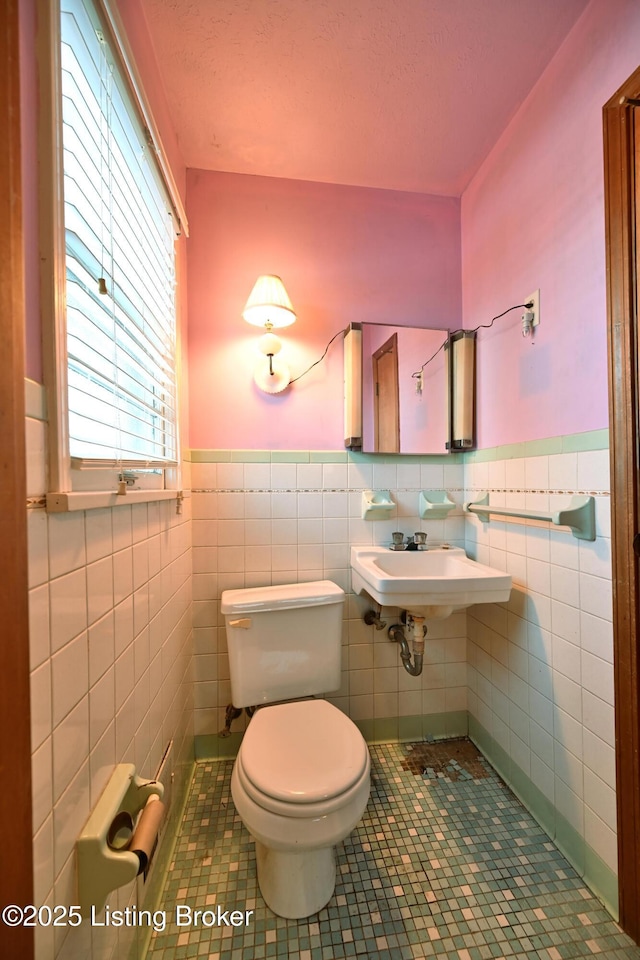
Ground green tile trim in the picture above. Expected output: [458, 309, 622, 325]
[230, 450, 271, 462]
[555, 809, 586, 874]
[510, 761, 556, 839]
[422, 712, 447, 739]
[585, 840, 620, 919]
[562, 428, 610, 453]
[469, 428, 609, 462]
[353, 718, 375, 741]
[195, 731, 244, 760]
[194, 711, 467, 760]
[444, 709, 469, 737]
[468, 714, 619, 920]
[271, 450, 311, 462]
[189, 432, 606, 466]
[310, 451, 348, 462]
[190, 448, 461, 465]
[348, 451, 463, 464]
[128, 751, 196, 960]
[464, 447, 499, 463]
[190, 449, 232, 463]
[525, 436, 564, 457]
[398, 715, 423, 741]
[372, 716, 399, 742]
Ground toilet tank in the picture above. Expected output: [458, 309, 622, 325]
[221, 580, 345, 707]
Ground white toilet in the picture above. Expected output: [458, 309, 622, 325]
[221, 580, 371, 919]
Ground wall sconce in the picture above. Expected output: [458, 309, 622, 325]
[242, 274, 297, 393]
[344, 323, 363, 449]
[445, 330, 476, 449]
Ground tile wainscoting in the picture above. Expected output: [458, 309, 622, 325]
[189, 451, 468, 757]
[464, 440, 615, 914]
[189, 435, 615, 915]
[25, 381, 195, 960]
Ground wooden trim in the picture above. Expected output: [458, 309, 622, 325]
[0, 0, 35, 955]
[603, 65, 640, 942]
[372, 332, 400, 453]
[36, 0, 71, 494]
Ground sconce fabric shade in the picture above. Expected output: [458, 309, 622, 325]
[242, 275, 297, 328]
[446, 330, 476, 450]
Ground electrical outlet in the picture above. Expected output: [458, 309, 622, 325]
[526, 289, 540, 328]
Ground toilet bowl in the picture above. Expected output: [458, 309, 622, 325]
[221, 580, 371, 918]
[230, 698, 370, 919]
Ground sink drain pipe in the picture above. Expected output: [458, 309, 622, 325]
[389, 615, 426, 676]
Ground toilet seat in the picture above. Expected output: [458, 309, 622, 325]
[238, 700, 369, 817]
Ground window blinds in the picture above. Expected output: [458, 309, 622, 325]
[60, 0, 178, 467]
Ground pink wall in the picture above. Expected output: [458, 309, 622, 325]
[187, 171, 461, 450]
[461, 0, 640, 449]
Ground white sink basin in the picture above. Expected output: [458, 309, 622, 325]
[350, 545, 511, 619]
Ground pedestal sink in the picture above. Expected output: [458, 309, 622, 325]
[350, 545, 511, 619]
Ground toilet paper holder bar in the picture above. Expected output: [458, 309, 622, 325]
[76, 763, 164, 918]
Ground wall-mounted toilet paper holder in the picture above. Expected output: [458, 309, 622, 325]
[76, 763, 165, 917]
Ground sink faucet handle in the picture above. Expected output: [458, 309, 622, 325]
[390, 531, 407, 550]
[414, 531, 427, 549]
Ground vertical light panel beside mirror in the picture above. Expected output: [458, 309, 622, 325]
[344, 323, 363, 448]
[344, 323, 476, 455]
[445, 330, 476, 450]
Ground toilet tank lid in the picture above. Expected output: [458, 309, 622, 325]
[221, 579, 344, 614]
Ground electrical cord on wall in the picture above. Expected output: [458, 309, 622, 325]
[289, 299, 535, 387]
[288, 328, 345, 384]
[411, 300, 535, 380]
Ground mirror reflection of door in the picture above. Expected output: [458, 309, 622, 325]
[372, 333, 400, 452]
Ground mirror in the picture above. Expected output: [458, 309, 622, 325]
[360, 323, 450, 454]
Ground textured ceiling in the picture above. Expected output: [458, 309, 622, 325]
[140, 0, 590, 196]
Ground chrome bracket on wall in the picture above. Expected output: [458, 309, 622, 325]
[465, 492, 596, 541]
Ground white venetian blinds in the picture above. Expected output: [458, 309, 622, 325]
[60, 0, 178, 466]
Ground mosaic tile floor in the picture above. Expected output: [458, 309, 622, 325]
[144, 741, 640, 960]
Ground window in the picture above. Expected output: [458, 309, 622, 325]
[42, 0, 186, 504]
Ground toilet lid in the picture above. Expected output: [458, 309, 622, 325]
[241, 700, 369, 804]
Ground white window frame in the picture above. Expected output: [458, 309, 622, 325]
[37, 0, 189, 512]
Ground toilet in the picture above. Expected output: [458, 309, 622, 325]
[221, 580, 371, 919]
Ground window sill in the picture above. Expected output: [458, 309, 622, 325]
[46, 489, 188, 513]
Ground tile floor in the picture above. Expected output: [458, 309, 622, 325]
[144, 740, 640, 959]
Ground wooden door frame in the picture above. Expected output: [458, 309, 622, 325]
[372, 332, 400, 453]
[0, 1, 34, 955]
[604, 65, 640, 941]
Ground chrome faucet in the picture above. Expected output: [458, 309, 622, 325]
[390, 531, 427, 551]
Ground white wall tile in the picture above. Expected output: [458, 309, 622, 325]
[577, 449, 610, 491]
[52, 634, 88, 727]
[85, 509, 113, 563]
[548, 453, 577, 490]
[581, 651, 614, 705]
[217, 463, 245, 488]
[87, 556, 114, 626]
[29, 583, 51, 669]
[31, 661, 52, 751]
[579, 611, 613, 662]
[323, 463, 348, 489]
[49, 513, 86, 579]
[524, 456, 549, 490]
[296, 463, 322, 489]
[52, 696, 89, 804]
[582, 690, 614, 747]
[271, 463, 297, 489]
[50, 569, 87, 654]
